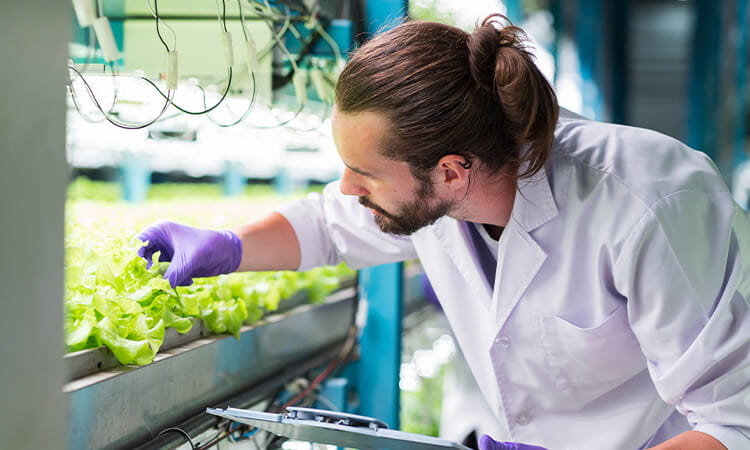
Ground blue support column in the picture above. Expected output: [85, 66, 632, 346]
[365, 0, 407, 34]
[273, 167, 292, 195]
[349, 0, 408, 429]
[608, 0, 629, 125]
[316, 378, 349, 411]
[119, 153, 151, 203]
[223, 161, 246, 196]
[687, 0, 722, 167]
[357, 262, 403, 429]
[505, 0, 523, 24]
[576, 0, 605, 120]
[733, 0, 749, 172]
[551, 0, 562, 85]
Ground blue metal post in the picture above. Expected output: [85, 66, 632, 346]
[351, 0, 408, 429]
[608, 0, 629, 125]
[551, 0, 562, 85]
[119, 154, 151, 203]
[316, 378, 349, 411]
[505, 0, 523, 24]
[357, 262, 403, 428]
[732, 0, 748, 172]
[223, 161, 246, 196]
[273, 167, 293, 195]
[576, 0, 605, 120]
[687, 0, 722, 167]
[365, 0, 407, 35]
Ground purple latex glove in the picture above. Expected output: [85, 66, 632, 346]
[479, 435, 548, 450]
[137, 221, 243, 287]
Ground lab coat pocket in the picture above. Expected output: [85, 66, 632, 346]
[537, 305, 646, 408]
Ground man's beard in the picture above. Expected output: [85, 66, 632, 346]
[359, 180, 454, 236]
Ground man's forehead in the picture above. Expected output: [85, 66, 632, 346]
[334, 107, 388, 125]
[332, 108, 392, 155]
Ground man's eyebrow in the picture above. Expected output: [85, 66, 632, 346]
[344, 162, 374, 177]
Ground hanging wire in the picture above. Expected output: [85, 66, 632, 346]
[236, 2, 312, 129]
[69, 0, 332, 129]
[315, 22, 344, 63]
[195, 0, 259, 127]
[68, 62, 121, 123]
[205, 72, 258, 127]
[156, 427, 197, 449]
[256, 2, 293, 61]
[237, 0, 250, 41]
[139, 68, 233, 115]
[68, 64, 173, 129]
[214, 0, 228, 33]
[138, 0, 234, 116]
[148, 0, 177, 51]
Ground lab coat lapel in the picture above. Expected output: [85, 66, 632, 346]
[492, 222, 547, 327]
[435, 219, 495, 309]
[493, 168, 558, 328]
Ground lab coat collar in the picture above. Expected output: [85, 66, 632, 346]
[511, 166, 559, 232]
[429, 165, 556, 314]
[434, 219, 496, 308]
[487, 166, 555, 326]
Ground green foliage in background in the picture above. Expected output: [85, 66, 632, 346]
[401, 365, 447, 436]
[67, 177, 123, 202]
[66, 176, 315, 203]
[409, 0, 458, 25]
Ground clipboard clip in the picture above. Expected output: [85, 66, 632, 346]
[285, 406, 389, 431]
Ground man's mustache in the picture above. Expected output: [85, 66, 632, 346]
[358, 197, 391, 217]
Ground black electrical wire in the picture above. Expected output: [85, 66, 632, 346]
[153, 0, 172, 51]
[154, 421, 236, 450]
[256, 4, 293, 62]
[138, 0, 235, 116]
[206, 72, 258, 127]
[270, 19, 329, 91]
[157, 427, 197, 449]
[68, 64, 173, 130]
[195, 0, 258, 127]
[196, 422, 233, 450]
[68, 62, 120, 123]
[139, 67, 234, 115]
[221, 0, 228, 32]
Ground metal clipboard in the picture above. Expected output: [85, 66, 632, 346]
[206, 406, 472, 450]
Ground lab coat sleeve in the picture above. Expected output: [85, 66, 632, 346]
[276, 181, 418, 271]
[613, 188, 750, 448]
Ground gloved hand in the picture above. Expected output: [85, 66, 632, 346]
[478, 435, 548, 450]
[137, 221, 243, 287]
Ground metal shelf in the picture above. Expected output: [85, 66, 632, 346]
[65, 286, 357, 450]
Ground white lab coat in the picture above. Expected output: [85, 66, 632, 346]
[278, 110, 750, 449]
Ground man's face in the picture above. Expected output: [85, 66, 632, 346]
[331, 107, 454, 235]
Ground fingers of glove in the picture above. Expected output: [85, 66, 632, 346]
[137, 245, 156, 269]
[137, 241, 173, 269]
[479, 435, 504, 450]
[137, 223, 176, 262]
[479, 436, 547, 450]
[163, 255, 194, 288]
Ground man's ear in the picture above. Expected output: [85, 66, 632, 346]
[433, 154, 472, 192]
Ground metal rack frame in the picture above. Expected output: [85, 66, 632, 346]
[65, 286, 357, 449]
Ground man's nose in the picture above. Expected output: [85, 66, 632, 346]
[340, 168, 368, 197]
